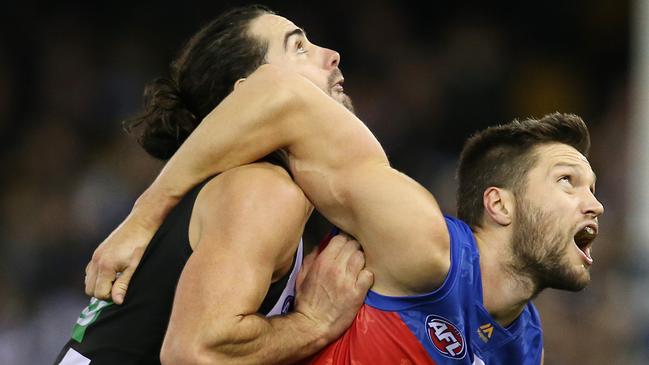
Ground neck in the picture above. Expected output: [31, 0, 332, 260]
[474, 229, 539, 327]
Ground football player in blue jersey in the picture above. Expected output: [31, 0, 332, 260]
[85, 8, 603, 365]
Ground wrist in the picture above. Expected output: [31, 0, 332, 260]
[131, 186, 180, 230]
[291, 309, 335, 349]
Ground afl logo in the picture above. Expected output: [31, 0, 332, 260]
[425, 315, 466, 359]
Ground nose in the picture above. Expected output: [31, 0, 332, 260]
[582, 190, 604, 218]
[322, 47, 340, 70]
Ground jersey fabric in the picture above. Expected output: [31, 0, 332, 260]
[306, 216, 543, 365]
[54, 178, 303, 365]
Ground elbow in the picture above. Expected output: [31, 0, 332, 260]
[161, 337, 212, 365]
[250, 64, 309, 114]
[161, 333, 238, 365]
[159, 338, 188, 365]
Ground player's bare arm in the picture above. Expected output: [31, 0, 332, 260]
[82, 65, 306, 304]
[129, 64, 450, 296]
[84, 193, 177, 304]
[160, 163, 371, 365]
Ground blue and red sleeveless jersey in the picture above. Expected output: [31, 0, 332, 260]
[305, 216, 543, 364]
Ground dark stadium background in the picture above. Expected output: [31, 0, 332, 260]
[2, 0, 645, 363]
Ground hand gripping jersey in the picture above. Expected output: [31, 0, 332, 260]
[306, 216, 543, 365]
[54, 178, 303, 365]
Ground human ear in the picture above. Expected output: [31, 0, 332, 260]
[483, 187, 513, 226]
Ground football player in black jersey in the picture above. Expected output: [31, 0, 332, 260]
[56, 6, 372, 365]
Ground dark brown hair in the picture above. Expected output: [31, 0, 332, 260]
[124, 5, 273, 160]
[456, 112, 591, 228]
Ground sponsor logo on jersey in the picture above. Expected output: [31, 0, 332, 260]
[281, 295, 295, 314]
[477, 323, 494, 343]
[71, 298, 113, 343]
[425, 314, 466, 359]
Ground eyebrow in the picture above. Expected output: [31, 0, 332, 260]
[552, 162, 597, 185]
[283, 28, 306, 52]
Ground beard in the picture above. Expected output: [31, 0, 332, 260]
[327, 70, 354, 113]
[337, 93, 354, 113]
[509, 197, 590, 294]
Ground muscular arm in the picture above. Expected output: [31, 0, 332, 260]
[93, 63, 449, 300]
[161, 163, 368, 364]
[146, 64, 449, 295]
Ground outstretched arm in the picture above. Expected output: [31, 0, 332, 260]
[88, 63, 449, 299]
[149, 64, 450, 295]
[84, 65, 311, 303]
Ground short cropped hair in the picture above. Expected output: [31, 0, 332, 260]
[456, 112, 591, 228]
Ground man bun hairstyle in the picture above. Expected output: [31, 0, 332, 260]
[126, 78, 197, 160]
[456, 112, 591, 228]
[124, 5, 273, 160]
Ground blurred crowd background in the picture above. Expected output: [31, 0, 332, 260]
[1, 0, 646, 363]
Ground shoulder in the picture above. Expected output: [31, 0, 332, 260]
[202, 163, 307, 207]
[189, 162, 310, 258]
[193, 162, 311, 225]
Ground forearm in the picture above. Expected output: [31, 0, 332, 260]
[123, 66, 298, 228]
[130, 186, 181, 229]
[139, 64, 385, 217]
[133, 64, 447, 294]
[196, 312, 331, 365]
[143, 65, 307, 206]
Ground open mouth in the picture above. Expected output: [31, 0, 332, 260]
[573, 224, 597, 265]
[332, 79, 344, 92]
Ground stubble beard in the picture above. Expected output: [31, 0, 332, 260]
[339, 93, 354, 113]
[327, 70, 355, 113]
[328, 89, 354, 113]
[509, 197, 590, 295]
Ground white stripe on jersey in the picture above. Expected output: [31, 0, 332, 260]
[58, 348, 90, 365]
[266, 239, 303, 317]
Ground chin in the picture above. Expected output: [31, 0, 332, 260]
[332, 91, 354, 113]
[547, 266, 591, 292]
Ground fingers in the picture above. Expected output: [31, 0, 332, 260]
[83, 213, 158, 304]
[111, 273, 129, 304]
[298, 233, 369, 298]
[84, 260, 97, 297]
[294, 233, 372, 341]
[341, 242, 372, 294]
[94, 263, 118, 301]
[111, 246, 145, 304]
[346, 249, 365, 276]
[316, 234, 350, 262]
[356, 269, 374, 293]
[337, 238, 372, 295]
[317, 233, 364, 276]
[338, 241, 362, 275]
